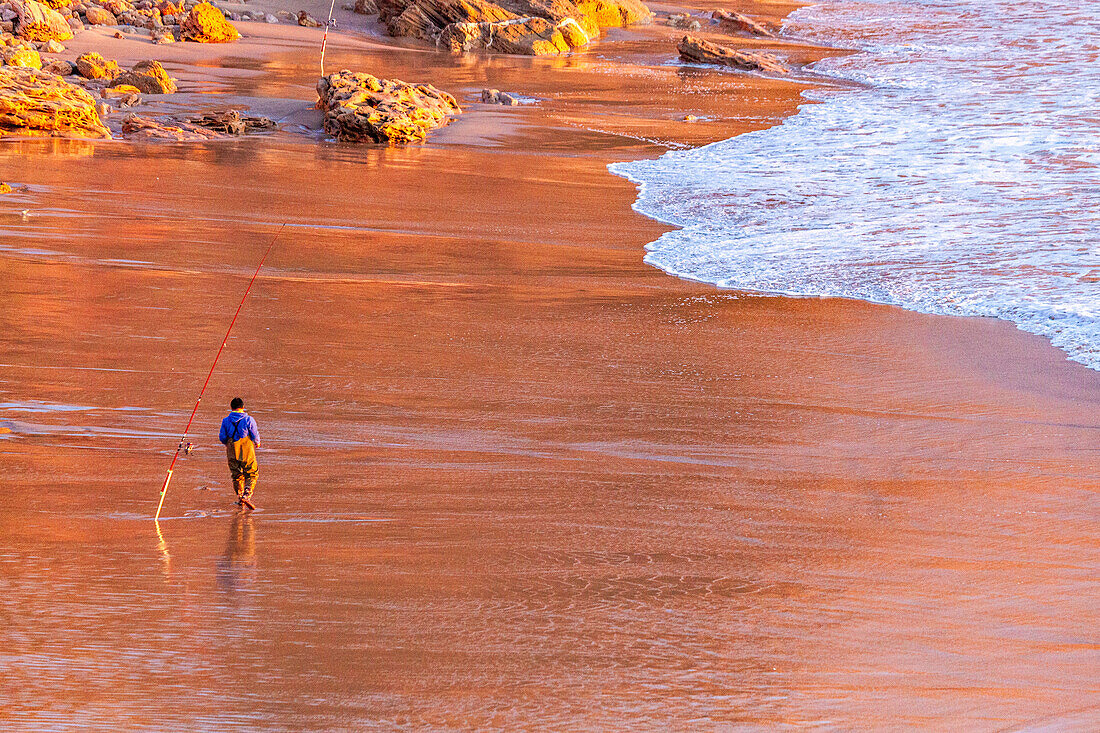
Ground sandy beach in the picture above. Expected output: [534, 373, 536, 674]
[1, 0, 1098, 729]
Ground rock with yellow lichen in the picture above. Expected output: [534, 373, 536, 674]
[15, 0, 73, 42]
[0, 66, 110, 138]
[2, 44, 42, 68]
[180, 2, 239, 42]
[76, 51, 121, 79]
[316, 70, 461, 144]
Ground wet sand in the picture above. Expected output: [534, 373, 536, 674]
[2, 8, 1099, 732]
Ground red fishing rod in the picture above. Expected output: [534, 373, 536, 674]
[154, 223, 286, 521]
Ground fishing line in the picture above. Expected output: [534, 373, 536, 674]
[154, 223, 287, 522]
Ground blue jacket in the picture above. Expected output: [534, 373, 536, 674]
[220, 411, 260, 445]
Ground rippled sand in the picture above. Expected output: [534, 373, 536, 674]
[1, 24, 1098, 733]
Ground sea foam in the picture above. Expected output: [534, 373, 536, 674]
[612, 0, 1100, 370]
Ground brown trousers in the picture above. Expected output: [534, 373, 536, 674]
[226, 437, 258, 498]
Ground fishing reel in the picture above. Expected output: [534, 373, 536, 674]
[179, 441, 195, 456]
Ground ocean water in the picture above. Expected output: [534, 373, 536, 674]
[612, 0, 1100, 370]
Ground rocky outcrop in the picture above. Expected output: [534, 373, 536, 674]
[15, 0, 73, 41]
[316, 70, 461, 144]
[380, 0, 649, 54]
[0, 66, 110, 138]
[677, 34, 787, 74]
[353, 0, 377, 13]
[711, 9, 774, 37]
[76, 51, 120, 79]
[110, 59, 177, 93]
[180, 2, 239, 42]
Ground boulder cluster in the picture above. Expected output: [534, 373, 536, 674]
[375, 0, 652, 55]
[0, 0, 239, 44]
[316, 70, 461, 144]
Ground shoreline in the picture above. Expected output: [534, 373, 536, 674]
[2, 0, 1099, 729]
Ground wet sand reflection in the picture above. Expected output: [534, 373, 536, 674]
[217, 512, 257, 595]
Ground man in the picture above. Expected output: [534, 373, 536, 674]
[219, 397, 261, 508]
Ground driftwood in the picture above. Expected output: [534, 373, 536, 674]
[677, 35, 787, 74]
[711, 9, 774, 37]
[185, 110, 276, 134]
[121, 113, 223, 140]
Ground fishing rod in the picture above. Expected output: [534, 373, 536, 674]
[154, 223, 287, 522]
[319, 0, 338, 78]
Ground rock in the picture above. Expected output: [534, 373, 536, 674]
[121, 111, 222, 139]
[1, 9, 17, 22]
[352, 0, 375, 12]
[2, 45, 41, 67]
[41, 56, 71, 73]
[274, 9, 293, 21]
[316, 69, 460, 144]
[42, 37, 62, 51]
[100, 0, 133, 14]
[682, 113, 697, 122]
[151, 27, 172, 41]
[185, 108, 275, 133]
[297, 9, 320, 25]
[15, 0, 74, 41]
[83, 4, 117, 23]
[0, 65, 109, 137]
[40, 0, 73, 9]
[666, 12, 697, 30]
[438, 16, 582, 54]
[101, 82, 139, 94]
[380, 0, 648, 53]
[179, 1, 238, 41]
[495, 0, 595, 37]
[155, 0, 182, 16]
[109, 58, 176, 93]
[711, 9, 774, 37]
[677, 34, 787, 74]
[382, 0, 515, 40]
[75, 51, 119, 78]
[480, 87, 517, 105]
[101, 84, 139, 105]
[573, 0, 649, 27]
[66, 15, 82, 31]
[263, 12, 275, 22]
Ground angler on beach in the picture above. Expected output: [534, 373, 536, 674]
[219, 397, 261, 508]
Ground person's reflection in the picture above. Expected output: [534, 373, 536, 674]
[216, 512, 257, 594]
